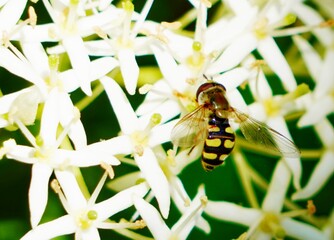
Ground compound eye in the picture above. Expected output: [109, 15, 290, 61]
[196, 82, 226, 99]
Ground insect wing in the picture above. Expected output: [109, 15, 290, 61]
[171, 105, 209, 148]
[230, 108, 300, 158]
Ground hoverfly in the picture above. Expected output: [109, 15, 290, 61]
[171, 81, 300, 171]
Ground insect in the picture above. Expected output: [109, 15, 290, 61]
[171, 81, 300, 171]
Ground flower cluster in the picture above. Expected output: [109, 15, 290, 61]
[0, 0, 333, 239]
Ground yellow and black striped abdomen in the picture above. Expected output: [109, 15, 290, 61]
[202, 116, 235, 171]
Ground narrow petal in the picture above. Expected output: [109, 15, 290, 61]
[205, 200, 262, 226]
[151, 45, 188, 92]
[6, 145, 37, 164]
[21, 215, 76, 240]
[107, 171, 141, 192]
[215, 67, 250, 91]
[0, 0, 27, 31]
[281, 218, 326, 240]
[81, 227, 100, 240]
[298, 96, 334, 127]
[40, 89, 59, 146]
[135, 147, 170, 218]
[55, 170, 88, 211]
[292, 151, 334, 200]
[63, 36, 92, 96]
[314, 49, 334, 99]
[100, 76, 139, 134]
[148, 120, 177, 147]
[0, 47, 47, 95]
[94, 182, 149, 221]
[207, 33, 257, 74]
[267, 116, 301, 189]
[292, 35, 322, 83]
[261, 160, 291, 212]
[257, 37, 297, 92]
[118, 49, 139, 95]
[133, 196, 171, 240]
[29, 163, 53, 227]
[57, 92, 87, 149]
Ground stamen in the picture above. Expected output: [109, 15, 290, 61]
[14, 118, 38, 148]
[101, 162, 115, 179]
[161, 21, 182, 30]
[55, 107, 81, 148]
[98, 219, 146, 229]
[51, 179, 71, 213]
[138, 84, 153, 94]
[259, 213, 286, 239]
[88, 171, 108, 206]
[28, 6, 37, 27]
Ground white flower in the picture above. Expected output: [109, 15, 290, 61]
[70, 0, 154, 95]
[13, 0, 122, 95]
[133, 185, 208, 240]
[21, 171, 149, 240]
[3, 91, 120, 227]
[292, 119, 334, 200]
[108, 145, 211, 234]
[207, 0, 298, 92]
[98, 76, 174, 218]
[205, 160, 326, 240]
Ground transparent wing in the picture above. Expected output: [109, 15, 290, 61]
[171, 105, 210, 148]
[230, 108, 300, 158]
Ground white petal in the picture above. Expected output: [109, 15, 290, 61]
[100, 76, 139, 134]
[64, 147, 120, 167]
[0, 0, 26, 31]
[133, 195, 171, 240]
[63, 36, 92, 95]
[207, 33, 257, 74]
[40, 89, 59, 146]
[81, 227, 100, 240]
[138, 100, 180, 126]
[171, 185, 209, 238]
[21, 42, 50, 78]
[148, 120, 176, 147]
[315, 118, 334, 147]
[107, 171, 141, 192]
[118, 49, 139, 95]
[86, 135, 133, 155]
[298, 96, 334, 127]
[314, 49, 334, 99]
[281, 217, 326, 240]
[135, 80, 172, 116]
[21, 215, 76, 240]
[29, 163, 53, 227]
[267, 117, 301, 189]
[292, 3, 334, 47]
[151, 45, 188, 92]
[6, 145, 37, 164]
[205, 200, 261, 226]
[292, 35, 322, 83]
[0, 47, 47, 95]
[292, 151, 334, 200]
[55, 170, 88, 211]
[257, 37, 297, 92]
[261, 160, 291, 212]
[135, 147, 170, 218]
[215, 67, 250, 91]
[94, 182, 149, 221]
[58, 93, 87, 149]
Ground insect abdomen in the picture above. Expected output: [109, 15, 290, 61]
[202, 117, 235, 171]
